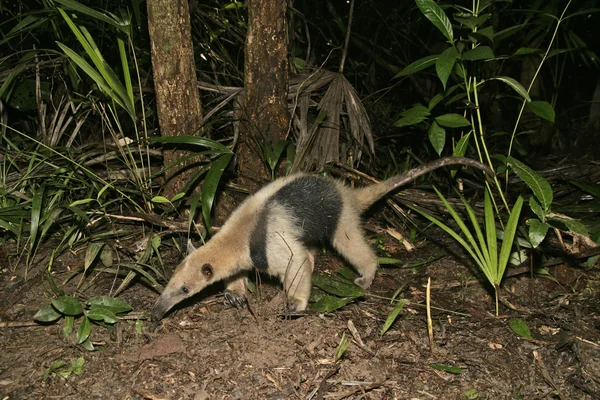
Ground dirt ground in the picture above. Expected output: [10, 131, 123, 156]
[1, 229, 599, 400]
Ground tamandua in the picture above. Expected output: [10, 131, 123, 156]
[151, 157, 493, 321]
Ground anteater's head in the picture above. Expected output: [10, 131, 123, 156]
[151, 241, 220, 321]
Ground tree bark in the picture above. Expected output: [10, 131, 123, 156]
[238, 0, 289, 186]
[147, 0, 203, 198]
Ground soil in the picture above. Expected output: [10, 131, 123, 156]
[1, 224, 599, 400]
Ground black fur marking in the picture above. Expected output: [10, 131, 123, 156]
[250, 176, 342, 271]
[250, 207, 270, 270]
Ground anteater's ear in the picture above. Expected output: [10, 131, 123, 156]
[187, 239, 197, 255]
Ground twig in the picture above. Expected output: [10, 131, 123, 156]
[426, 277, 434, 352]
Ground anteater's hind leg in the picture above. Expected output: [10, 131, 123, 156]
[331, 209, 377, 289]
[223, 275, 248, 308]
[280, 249, 314, 311]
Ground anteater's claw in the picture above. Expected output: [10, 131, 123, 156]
[224, 290, 248, 308]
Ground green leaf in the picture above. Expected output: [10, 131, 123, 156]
[435, 113, 470, 128]
[394, 55, 439, 78]
[77, 317, 92, 344]
[416, 0, 454, 43]
[381, 299, 407, 335]
[430, 364, 462, 374]
[149, 135, 232, 154]
[334, 333, 350, 362]
[506, 157, 552, 213]
[509, 318, 532, 339]
[69, 198, 95, 207]
[202, 153, 233, 231]
[529, 196, 545, 221]
[436, 46, 459, 89]
[549, 216, 588, 237]
[150, 196, 171, 204]
[310, 295, 355, 312]
[312, 274, 364, 298]
[513, 47, 542, 56]
[497, 196, 524, 281]
[527, 219, 548, 248]
[34, 304, 62, 322]
[87, 296, 132, 314]
[71, 356, 85, 375]
[80, 338, 95, 351]
[489, 76, 531, 102]
[51, 296, 84, 316]
[86, 307, 118, 324]
[463, 388, 480, 399]
[454, 13, 490, 30]
[84, 242, 104, 273]
[527, 101, 555, 123]
[394, 105, 430, 127]
[429, 121, 446, 156]
[452, 131, 472, 158]
[171, 192, 185, 202]
[462, 46, 495, 61]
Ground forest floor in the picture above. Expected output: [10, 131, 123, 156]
[1, 222, 599, 400]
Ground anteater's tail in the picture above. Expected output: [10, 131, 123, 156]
[354, 157, 494, 212]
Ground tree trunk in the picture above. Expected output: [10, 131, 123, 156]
[147, 0, 203, 198]
[238, 0, 289, 186]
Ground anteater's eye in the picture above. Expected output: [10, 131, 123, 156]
[181, 286, 189, 294]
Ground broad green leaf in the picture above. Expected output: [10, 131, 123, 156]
[52, 296, 84, 316]
[489, 77, 531, 102]
[529, 196, 546, 221]
[514, 47, 541, 56]
[71, 356, 85, 375]
[497, 196, 524, 281]
[80, 338, 95, 351]
[463, 388, 480, 399]
[310, 295, 355, 312]
[394, 115, 428, 128]
[462, 46, 495, 61]
[381, 299, 407, 335]
[483, 188, 497, 279]
[34, 304, 62, 322]
[86, 307, 118, 324]
[527, 219, 548, 248]
[267, 140, 289, 172]
[509, 250, 528, 266]
[84, 242, 104, 273]
[509, 318, 532, 338]
[436, 46, 459, 89]
[77, 317, 92, 344]
[402, 104, 430, 118]
[150, 196, 171, 204]
[506, 157, 552, 213]
[428, 121, 446, 156]
[87, 296, 132, 314]
[416, 0, 454, 43]
[430, 364, 462, 374]
[527, 101, 555, 123]
[334, 333, 350, 362]
[394, 104, 430, 127]
[312, 274, 364, 298]
[394, 55, 439, 78]
[428, 93, 444, 111]
[549, 216, 588, 236]
[435, 113, 470, 128]
[202, 153, 233, 231]
[454, 13, 490, 30]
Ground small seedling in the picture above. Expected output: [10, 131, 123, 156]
[43, 357, 85, 380]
